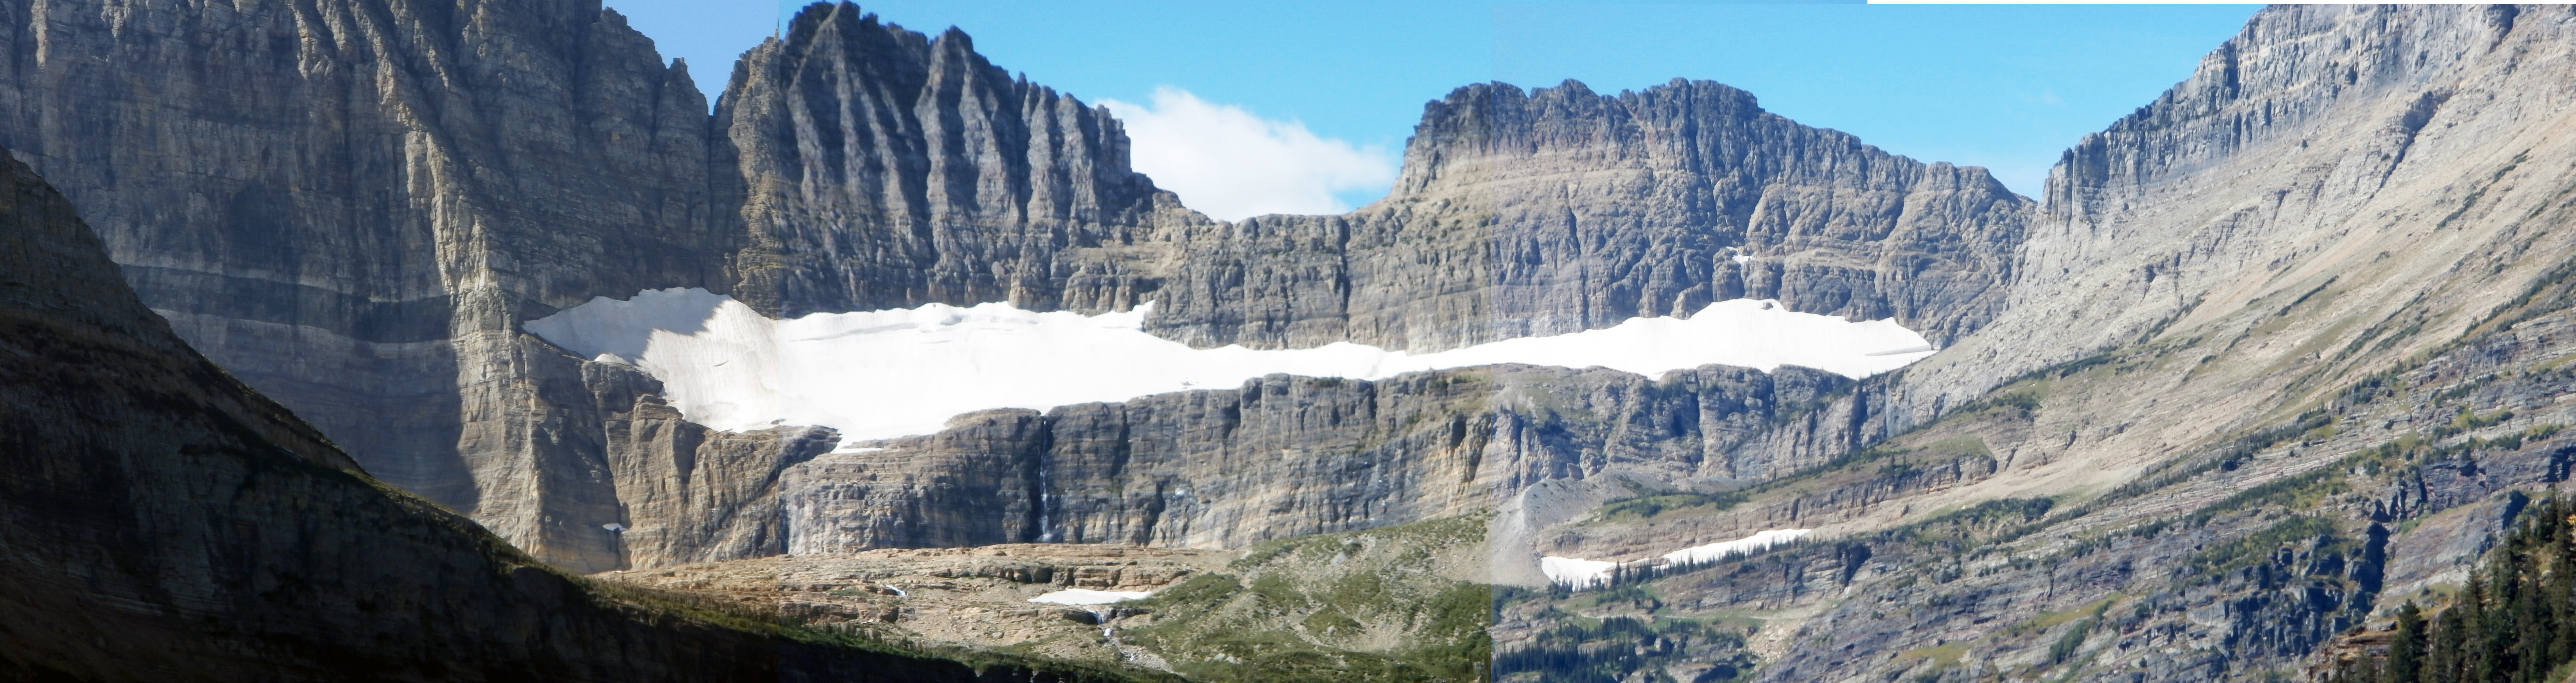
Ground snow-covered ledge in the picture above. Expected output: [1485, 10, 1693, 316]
[525, 288, 1938, 444]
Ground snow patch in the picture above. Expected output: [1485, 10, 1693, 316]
[1542, 528, 1812, 589]
[1657, 528, 1812, 566]
[1030, 589, 1152, 605]
[524, 289, 1938, 443]
[1538, 556, 1620, 587]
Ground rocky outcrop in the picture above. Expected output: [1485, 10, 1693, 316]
[585, 362, 843, 565]
[0, 152, 1132, 682]
[780, 365, 1873, 553]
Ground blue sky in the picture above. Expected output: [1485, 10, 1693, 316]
[603, 0, 2259, 215]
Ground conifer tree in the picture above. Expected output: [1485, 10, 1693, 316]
[2429, 605, 2465, 683]
[2389, 602, 2426, 683]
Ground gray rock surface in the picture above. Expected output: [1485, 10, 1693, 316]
[779, 365, 1874, 553]
[1151, 79, 2031, 352]
[717, 4, 1180, 319]
[0, 0, 758, 571]
[752, 6, 2576, 682]
[0, 150, 1125, 682]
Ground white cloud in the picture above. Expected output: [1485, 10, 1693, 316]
[1100, 87, 1397, 221]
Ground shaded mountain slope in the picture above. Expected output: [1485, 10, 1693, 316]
[0, 0, 770, 572]
[0, 152, 1149, 681]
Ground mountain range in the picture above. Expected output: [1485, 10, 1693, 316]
[5, 3, 2574, 682]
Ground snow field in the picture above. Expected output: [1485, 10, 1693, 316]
[1028, 589, 1153, 605]
[1540, 528, 1813, 589]
[523, 288, 1939, 445]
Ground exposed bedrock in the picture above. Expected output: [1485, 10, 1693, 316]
[718, 3, 1181, 319]
[1150, 79, 2032, 353]
[1891, 3, 2574, 424]
[0, 0, 765, 571]
[779, 365, 1878, 554]
[0, 151, 1101, 682]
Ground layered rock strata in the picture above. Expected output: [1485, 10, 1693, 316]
[1150, 79, 2031, 352]
[0, 0, 769, 571]
[1894, 3, 2564, 419]
[780, 365, 1873, 553]
[0, 152, 1126, 682]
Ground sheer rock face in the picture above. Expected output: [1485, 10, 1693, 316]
[0, 152, 1045, 682]
[717, 4, 1186, 319]
[779, 365, 1875, 554]
[0, 0, 806, 572]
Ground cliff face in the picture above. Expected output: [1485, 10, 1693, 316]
[1151, 80, 2031, 352]
[0, 152, 1126, 682]
[779, 364, 1874, 556]
[0, 0, 829, 572]
[718, 4, 1183, 319]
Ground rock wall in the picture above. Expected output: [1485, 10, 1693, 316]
[780, 365, 1876, 553]
[0, 151, 1110, 682]
[717, 3, 1184, 319]
[0, 0, 766, 571]
[1152, 80, 2032, 352]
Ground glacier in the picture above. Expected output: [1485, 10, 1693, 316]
[524, 288, 1939, 445]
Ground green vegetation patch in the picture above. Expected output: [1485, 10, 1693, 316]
[2185, 515, 2346, 584]
[1593, 491, 1748, 524]
[1492, 616, 1754, 683]
[1126, 516, 1493, 683]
